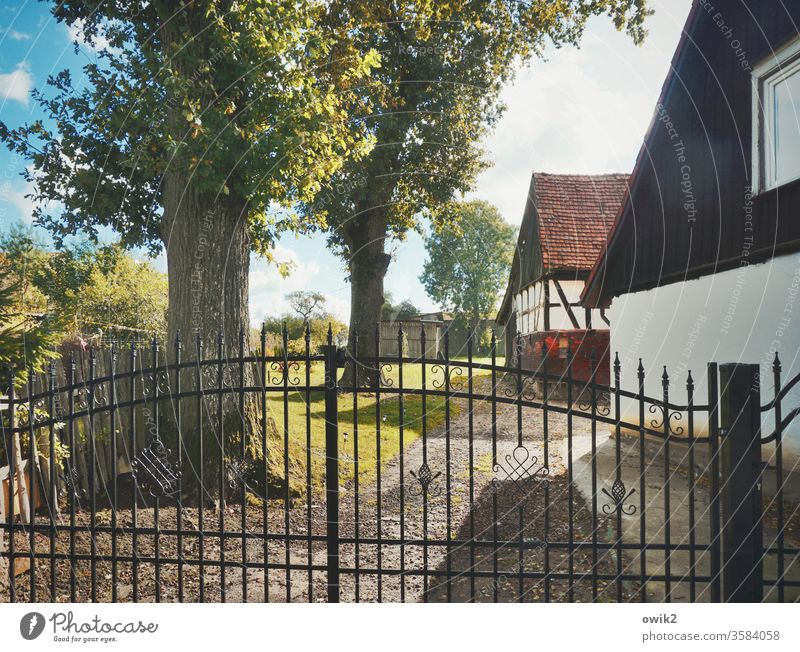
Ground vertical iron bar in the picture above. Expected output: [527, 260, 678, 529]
[467, 329, 475, 603]
[323, 331, 340, 603]
[259, 326, 268, 602]
[614, 354, 623, 602]
[566, 340, 574, 602]
[6, 365, 15, 602]
[444, 331, 452, 602]
[175, 332, 184, 602]
[305, 324, 313, 601]
[238, 327, 247, 602]
[110, 344, 118, 602]
[542, 346, 551, 603]
[216, 331, 226, 602]
[687, 371, 696, 602]
[353, 331, 361, 601]
[88, 349, 97, 602]
[27, 369, 36, 602]
[708, 362, 721, 603]
[421, 325, 428, 602]
[491, 331, 497, 466]
[491, 331, 498, 602]
[773, 354, 784, 602]
[396, 328, 403, 602]
[195, 334, 206, 602]
[151, 337, 161, 603]
[48, 360, 57, 601]
[590, 347, 598, 601]
[638, 360, 647, 602]
[515, 334, 524, 602]
[130, 344, 138, 602]
[662, 367, 671, 602]
[281, 324, 290, 602]
[7, 368, 16, 602]
[375, 326, 382, 602]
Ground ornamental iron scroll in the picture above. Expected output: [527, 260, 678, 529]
[141, 370, 169, 397]
[578, 391, 611, 417]
[271, 360, 302, 387]
[379, 363, 394, 388]
[409, 462, 442, 497]
[62, 458, 84, 499]
[648, 401, 685, 436]
[601, 479, 636, 515]
[131, 439, 181, 499]
[431, 364, 464, 390]
[227, 456, 254, 489]
[492, 445, 549, 503]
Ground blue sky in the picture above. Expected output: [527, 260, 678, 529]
[0, 1, 693, 324]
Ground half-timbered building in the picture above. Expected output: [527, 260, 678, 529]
[496, 172, 629, 385]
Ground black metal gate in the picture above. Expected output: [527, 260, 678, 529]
[0, 327, 797, 602]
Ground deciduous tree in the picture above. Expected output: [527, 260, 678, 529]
[420, 200, 515, 347]
[0, 1, 378, 490]
[306, 0, 649, 383]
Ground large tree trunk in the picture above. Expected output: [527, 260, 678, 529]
[341, 212, 391, 387]
[160, 170, 281, 501]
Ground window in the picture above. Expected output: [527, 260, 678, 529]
[754, 38, 800, 192]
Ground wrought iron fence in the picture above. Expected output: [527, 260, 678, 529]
[0, 326, 797, 602]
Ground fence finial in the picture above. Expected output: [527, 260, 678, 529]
[773, 351, 782, 373]
[662, 365, 669, 386]
[613, 352, 620, 374]
[687, 369, 694, 390]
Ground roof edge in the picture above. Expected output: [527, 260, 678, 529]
[581, 0, 702, 308]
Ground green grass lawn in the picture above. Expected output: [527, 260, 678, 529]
[267, 359, 491, 491]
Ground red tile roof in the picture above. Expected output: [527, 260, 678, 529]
[533, 172, 629, 273]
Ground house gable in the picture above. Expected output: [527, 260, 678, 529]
[583, 0, 800, 308]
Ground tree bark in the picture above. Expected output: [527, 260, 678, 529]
[341, 212, 391, 387]
[160, 169, 282, 500]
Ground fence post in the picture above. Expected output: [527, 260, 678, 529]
[323, 343, 344, 602]
[718, 363, 763, 602]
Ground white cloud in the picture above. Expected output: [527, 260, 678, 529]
[6, 184, 35, 222]
[249, 244, 329, 326]
[0, 61, 32, 106]
[0, 178, 36, 225]
[470, 0, 692, 225]
[3, 28, 31, 41]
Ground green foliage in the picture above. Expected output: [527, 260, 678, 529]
[0, 1, 379, 256]
[262, 313, 347, 353]
[304, 0, 650, 251]
[0, 223, 167, 338]
[382, 296, 419, 320]
[420, 200, 515, 329]
[0, 282, 62, 385]
[41, 245, 167, 335]
[0, 225, 63, 382]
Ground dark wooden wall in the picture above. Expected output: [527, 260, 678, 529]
[593, 0, 800, 305]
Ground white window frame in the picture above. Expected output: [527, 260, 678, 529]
[753, 36, 800, 193]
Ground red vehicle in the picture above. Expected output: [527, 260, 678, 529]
[515, 329, 610, 396]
